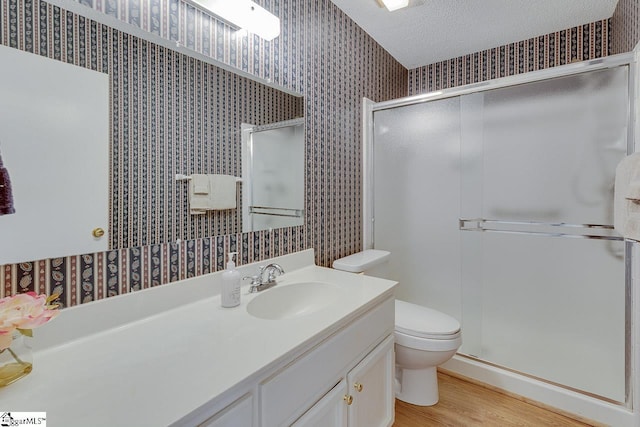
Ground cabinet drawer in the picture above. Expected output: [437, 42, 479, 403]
[260, 297, 394, 427]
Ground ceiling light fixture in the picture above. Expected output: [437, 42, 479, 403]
[187, 0, 280, 41]
[380, 0, 409, 11]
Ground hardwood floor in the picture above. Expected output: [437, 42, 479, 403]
[393, 372, 598, 426]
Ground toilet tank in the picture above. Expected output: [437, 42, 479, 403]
[332, 249, 391, 277]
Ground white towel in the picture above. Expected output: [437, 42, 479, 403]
[189, 174, 238, 214]
[189, 174, 212, 215]
[192, 174, 209, 195]
[614, 153, 640, 241]
[208, 174, 237, 210]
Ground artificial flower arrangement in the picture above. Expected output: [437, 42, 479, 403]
[0, 292, 60, 386]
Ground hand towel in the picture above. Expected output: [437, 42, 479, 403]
[189, 174, 212, 215]
[208, 174, 237, 210]
[192, 174, 210, 195]
[189, 174, 238, 214]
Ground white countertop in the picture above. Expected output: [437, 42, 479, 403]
[0, 249, 397, 426]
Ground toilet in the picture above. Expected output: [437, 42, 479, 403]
[333, 249, 462, 406]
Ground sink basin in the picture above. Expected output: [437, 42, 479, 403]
[246, 282, 342, 320]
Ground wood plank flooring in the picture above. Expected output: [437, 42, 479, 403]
[393, 372, 597, 426]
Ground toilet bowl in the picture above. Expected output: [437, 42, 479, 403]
[394, 299, 461, 405]
[333, 250, 462, 406]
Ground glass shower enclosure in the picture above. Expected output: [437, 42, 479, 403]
[368, 60, 632, 403]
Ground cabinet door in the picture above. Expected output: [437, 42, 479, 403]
[292, 380, 348, 427]
[347, 335, 395, 427]
[199, 393, 254, 427]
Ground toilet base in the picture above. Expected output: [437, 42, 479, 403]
[396, 366, 439, 406]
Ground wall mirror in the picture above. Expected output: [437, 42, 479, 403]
[1, 0, 304, 266]
[242, 119, 305, 232]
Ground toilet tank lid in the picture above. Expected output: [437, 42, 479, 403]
[332, 249, 390, 273]
[395, 300, 461, 337]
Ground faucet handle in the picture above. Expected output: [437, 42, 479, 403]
[243, 275, 262, 293]
[243, 266, 266, 284]
[244, 265, 267, 293]
[243, 275, 261, 285]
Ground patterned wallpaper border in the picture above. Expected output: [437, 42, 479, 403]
[1, 226, 305, 308]
[408, 20, 610, 95]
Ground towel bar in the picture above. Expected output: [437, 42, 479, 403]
[176, 174, 242, 183]
[459, 218, 623, 241]
[249, 206, 303, 218]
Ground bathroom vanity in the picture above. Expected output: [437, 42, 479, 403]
[0, 249, 397, 427]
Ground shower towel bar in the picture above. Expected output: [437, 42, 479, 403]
[459, 218, 623, 241]
[249, 206, 303, 218]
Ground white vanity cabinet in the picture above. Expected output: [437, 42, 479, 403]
[191, 296, 395, 427]
[2, 250, 398, 427]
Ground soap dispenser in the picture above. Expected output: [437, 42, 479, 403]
[221, 252, 241, 308]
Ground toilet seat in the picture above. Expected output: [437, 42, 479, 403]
[395, 329, 462, 352]
[395, 299, 461, 345]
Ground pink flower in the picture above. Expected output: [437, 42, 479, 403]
[0, 292, 59, 350]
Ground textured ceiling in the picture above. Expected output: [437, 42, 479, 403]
[329, 0, 619, 69]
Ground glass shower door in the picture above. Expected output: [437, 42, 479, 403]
[372, 97, 463, 321]
[372, 64, 630, 403]
[460, 66, 629, 402]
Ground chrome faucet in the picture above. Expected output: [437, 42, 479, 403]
[244, 263, 285, 293]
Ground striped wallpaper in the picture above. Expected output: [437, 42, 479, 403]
[107, 41, 302, 249]
[408, 20, 611, 95]
[0, 0, 407, 307]
[612, 0, 640, 54]
[76, 0, 408, 268]
[3, 0, 638, 309]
